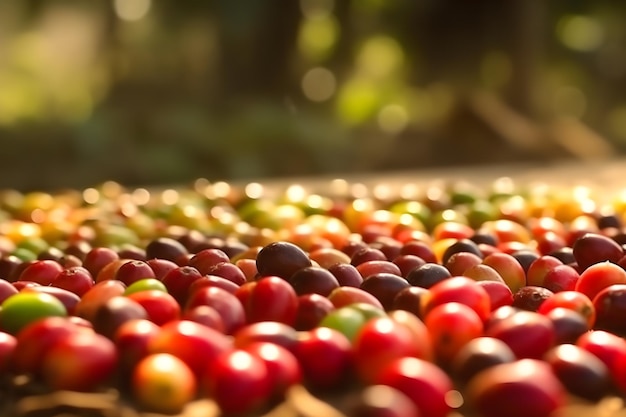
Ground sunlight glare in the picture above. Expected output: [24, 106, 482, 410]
[302, 67, 336, 102]
[114, 0, 152, 22]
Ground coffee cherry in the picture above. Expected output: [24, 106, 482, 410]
[255, 241, 312, 280]
[573, 232, 623, 271]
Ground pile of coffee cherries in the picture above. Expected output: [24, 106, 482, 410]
[1, 177, 626, 417]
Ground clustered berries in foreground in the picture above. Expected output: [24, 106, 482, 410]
[1, 178, 626, 416]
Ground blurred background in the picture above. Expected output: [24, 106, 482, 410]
[0, 0, 624, 190]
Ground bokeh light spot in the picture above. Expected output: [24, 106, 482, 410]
[114, 0, 152, 22]
[336, 78, 380, 125]
[557, 15, 604, 52]
[298, 14, 339, 61]
[302, 67, 336, 102]
[357, 35, 404, 79]
[377, 104, 408, 134]
[245, 183, 264, 199]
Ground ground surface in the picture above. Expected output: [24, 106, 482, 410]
[6, 157, 626, 417]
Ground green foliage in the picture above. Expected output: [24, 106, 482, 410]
[0, 2, 624, 189]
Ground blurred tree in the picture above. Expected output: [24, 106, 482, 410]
[0, 0, 622, 190]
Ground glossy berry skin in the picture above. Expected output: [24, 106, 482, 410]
[242, 342, 302, 402]
[465, 359, 566, 417]
[406, 263, 451, 288]
[462, 263, 505, 283]
[537, 290, 596, 328]
[351, 247, 387, 266]
[0, 292, 67, 335]
[11, 280, 40, 291]
[145, 258, 179, 281]
[82, 247, 119, 279]
[181, 305, 225, 333]
[293, 327, 353, 390]
[92, 296, 148, 340]
[425, 302, 484, 366]
[233, 321, 300, 353]
[187, 248, 231, 275]
[341, 241, 368, 259]
[117, 245, 147, 261]
[433, 221, 475, 242]
[445, 251, 482, 276]
[21, 285, 80, 316]
[576, 330, 626, 391]
[114, 260, 156, 287]
[294, 293, 335, 331]
[41, 330, 118, 392]
[391, 286, 430, 319]
[511, 250, 540, 274]
[132, 353, 197, 414]
[0, 280, 18, 305]
[127, 290, 181, 326]
[451, 336, 516, 384]
[441, 238, 483, 265]
[486, 310, 555, 359]
[387, 309, 434, 362]
[542, 264, 579, 293]
[74, 280, 127, 323]
[12, 316, 82, 376]
[96, 259, 134, 283]
[327, 286, 384, 310]
[186, 286, 246, 335]
[308, 247, 351, 269]
[204, 349, 272, 415]
[575, 261, 626, 301]
[0, 256, 23, 283]
[145, 237, 188, 263]
[544, 344, 612, 401]
[548, 247, 576, 266]
[375, 357, 454, 417]
[243, 276, 299, 326]
[255, 241, 312, 280]
[188, 275, 240, 295]
[536, 231, 567, 256]
[51, 266, 94, 297]
[545, 307, 589, 345]
[360, 273, 410, 311]
[372, 238, 403, 261]
[393, 254, 427, 278]
[204, 262, 247, 286]
[318, 305, 374, 344]
[356, 260, 402, 279]
[592, 284, 626, 334]
[113, 319, 161, 371]
[347, 384, 421, 417]
[400, 240, 437, 264]
[526, 255, 563, 288]
[0, 331, 16, 373]
[235, 258, 258, 282]
[572, 232, 623, 271]
[327, 263, 363, 287]
[288, 266, 340, 297]
[352, 317, 424, 384]
[18, 260, 64, 286]
[476, 280, 514, 311]
[423, 276, 491, 322]
[148, 320, 232, 378]
[160, 266, 204, 306]
[481, 252, 526, 293]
